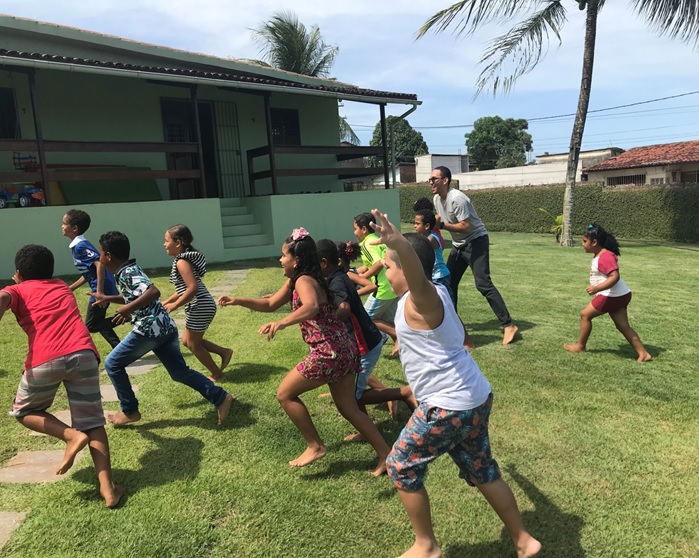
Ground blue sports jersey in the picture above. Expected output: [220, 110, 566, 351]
[70, 235, 119, 302]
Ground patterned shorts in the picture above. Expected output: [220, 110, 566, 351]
[386, 393, 500, 492]
[10, 350, 105, 431]
[296, 343, 359, 384]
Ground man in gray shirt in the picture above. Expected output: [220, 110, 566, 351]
[431, 166, 518, 344]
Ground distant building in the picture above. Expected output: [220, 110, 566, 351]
[584, 140, 699, 186]
[415, 153, 469, 182]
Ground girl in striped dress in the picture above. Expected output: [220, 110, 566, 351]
[163, 224, 233, 380]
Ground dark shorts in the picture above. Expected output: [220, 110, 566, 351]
[592, 291, 632, 313]
[386, 393, 500, 492]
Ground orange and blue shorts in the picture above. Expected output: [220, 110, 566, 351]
[386, 393, 500, 491]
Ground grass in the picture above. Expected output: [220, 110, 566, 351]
[1, 233, 698, 557]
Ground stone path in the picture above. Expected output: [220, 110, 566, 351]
[0, 267, 252, 550]
[0, 512, 26, 551]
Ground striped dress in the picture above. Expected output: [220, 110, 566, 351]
[169, 250, 217, 332]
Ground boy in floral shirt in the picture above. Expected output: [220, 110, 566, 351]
[92, 231, 233, 426]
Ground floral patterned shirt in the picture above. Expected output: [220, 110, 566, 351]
[115, 259, 177, 338]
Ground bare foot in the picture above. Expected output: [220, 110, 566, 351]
[343, 432, 366, 443]
[102, 483, 126, 509]
[56, 430, 89, 475]
[398, 541, 442, 558]
[516, 535, 542, 558]
[289, 445, 327, 467]
[219, 348, 234, 373]
[107, 411, 141, 427]
[563, 343, 586, 353]
[217, 394, 234, 425]
[388, 399, 399, 419]
[389, 345, 400, 359]
[503, 324, 518, 344]
[637, 352, 653, 362]
[370, 459, 388, 477]
[464, 332, 476, 351]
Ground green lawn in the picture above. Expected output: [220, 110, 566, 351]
[1, 233, 698, 557]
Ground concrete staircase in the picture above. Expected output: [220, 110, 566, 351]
[219, 198, 277, 260]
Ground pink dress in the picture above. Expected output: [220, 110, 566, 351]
[292, 291, 360, 383]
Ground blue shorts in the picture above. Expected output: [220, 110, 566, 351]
[364, 295, 397, 322]
[386, 394, 500, 491]
[355, 333, 389, 399]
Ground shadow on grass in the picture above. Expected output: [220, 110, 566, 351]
[0, 367, 8, 378]
[464, 319, 536, 347]
[299, 458, 383, 481]
[144, 400, 256, 430]
[223, 362, 288, 384]
[443, 465, 584, 558]
[589, 343, 665, 360]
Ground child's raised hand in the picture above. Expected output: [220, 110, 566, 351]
[259, 320, 285, 340]
[218, 295, 236, 306]
[368, 209, 403, 249]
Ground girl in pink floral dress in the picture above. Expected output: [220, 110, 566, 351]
[218, 228, 389, 474]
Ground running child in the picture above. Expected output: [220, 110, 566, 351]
[61, 209, 121, 349]
[1, 245, 124, 507]
[353, 212, 399, 357]
[92, 231, 234, 426]
[217, 228, 390, 474]
[370, 209, 541, 558]
[317, 239, 416, 438]
[336, 240, 377, 297]
[413, 209, 475, 351]
[162, 224, 233, 381]
[564, 224, 652, 362]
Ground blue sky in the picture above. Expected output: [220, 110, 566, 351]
[4, 1, 698, 158]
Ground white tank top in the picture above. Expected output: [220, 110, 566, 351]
[396, 284, 491, 411]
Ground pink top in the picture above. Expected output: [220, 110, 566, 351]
[3, 279, 98, 369]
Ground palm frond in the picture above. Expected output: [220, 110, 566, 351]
[631, 0, 699, 49]
[416, 0, 542, 39]
[475, 1, 568, 96]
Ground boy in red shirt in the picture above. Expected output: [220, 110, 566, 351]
[0, 245, 124, 508]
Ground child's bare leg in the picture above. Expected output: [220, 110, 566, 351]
[329, 374, 390, 476]
[477, 478, 541, 558]
[16, 411, 88, 475]
[368, 374, 399, 418]
[564, 303, 603, 353]
[360, 385, 417, 411]
[276, 370, 327, 467]
[200, 338, 234, 374]
[396, 487, 442, 558]
[374, 319, 400, 356]
[182, 329, 222, 380]
[609, 308, 652, 362]
[84, 426, 125, 508]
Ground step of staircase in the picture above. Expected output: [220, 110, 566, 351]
[223, 233, 272, 249]
[221, 214, 256, 227]
[222, 223, 263, 237]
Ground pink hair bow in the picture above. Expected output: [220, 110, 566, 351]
[291, 227, 309, 241]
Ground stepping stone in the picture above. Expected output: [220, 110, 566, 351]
[126, 357, 158, 376]
[0, 451, 83, 483]
[100, 383, 139, 402]
[0, 511, 26, 551]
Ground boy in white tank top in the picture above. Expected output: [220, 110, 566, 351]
[369, 209, 540, 558]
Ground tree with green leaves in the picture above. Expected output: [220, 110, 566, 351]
[417, 0, 699, 246]
[369, 117, 428, 165]
[251, 11, 359, 144]
[466, 116, 533, 170]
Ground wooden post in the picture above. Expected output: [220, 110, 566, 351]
[263, 94, 278, 195]
[190, 85, 207, 198]
[379, 104, 390, 189]
[27, 70, 51, 205]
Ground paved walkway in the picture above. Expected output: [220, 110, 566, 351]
[0, 266, 251, 552]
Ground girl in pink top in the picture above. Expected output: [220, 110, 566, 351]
[564, 224, 651, 362]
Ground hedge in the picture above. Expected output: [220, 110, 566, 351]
[399, 183, 699, 242]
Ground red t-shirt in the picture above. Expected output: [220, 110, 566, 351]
[3, 279, 98, 370]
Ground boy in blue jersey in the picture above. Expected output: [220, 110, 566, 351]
[62, 209, 121, 348]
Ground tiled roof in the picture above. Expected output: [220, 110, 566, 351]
[0, 49, 418, 102]
[585, 140, 699, 172]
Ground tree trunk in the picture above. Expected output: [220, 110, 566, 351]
[561, 0, 599, 246]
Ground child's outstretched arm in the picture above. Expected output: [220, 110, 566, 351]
[348, 272, 378, 297]
[68, 276, 87, 291]
[258, 275, 320, 340]
[0, 291, 10, 322]
[370, 209, 444, 329]
[218, 280, 291, 312]
[93, 260, 109, 308]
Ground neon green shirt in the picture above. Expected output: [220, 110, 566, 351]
[359, 234, 396, 300]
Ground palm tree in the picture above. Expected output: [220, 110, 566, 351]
[251, 11, 359, 145]
[417, 0, 699, 246]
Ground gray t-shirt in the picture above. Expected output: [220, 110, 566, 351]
[433, 188, 488, 248]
